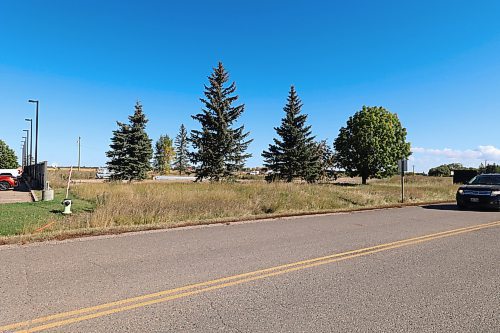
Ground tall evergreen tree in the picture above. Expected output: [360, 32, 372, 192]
[0, 139, 18, 169]
[190, 62, 252, 181]
[173, 124, 190, 174]
[153, 135, 175, 175]
[106, 102, 153, 181]
[262, 86, 320, 182]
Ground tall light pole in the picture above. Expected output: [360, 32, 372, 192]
[28, 100, 39, 165]
[22, 137, 27, 167]
[20, 143, 25, 167]
[25, 118, 33, 164]
[23, 129, 30, 166]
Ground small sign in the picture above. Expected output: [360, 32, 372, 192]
[398, 159, 408, 173]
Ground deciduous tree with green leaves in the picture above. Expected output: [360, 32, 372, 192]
[0, 139, 18, 169]
[262, 86, 320, 182]
[154, 135, 175, 175]
[313, 140, 336, 181]
[173, 124, 190, 174]
[190, 62, 252, 181]
[334, 106, 411, 185]
[106, 102, 153, 181]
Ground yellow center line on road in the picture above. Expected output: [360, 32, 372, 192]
[2, 220, 499, 333]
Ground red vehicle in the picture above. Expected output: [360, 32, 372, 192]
[0, 175, 17, 191]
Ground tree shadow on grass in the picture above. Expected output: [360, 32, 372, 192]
[333, 182, 360, 187]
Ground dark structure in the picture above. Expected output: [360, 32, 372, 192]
[452, 169, 478, 184]
[23, 161, 48, 190]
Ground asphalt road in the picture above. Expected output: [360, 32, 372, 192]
[0, 204, 499, 332]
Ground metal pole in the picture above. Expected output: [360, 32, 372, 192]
[35, 101, 39, 165]
[22, 137, 27, 167]
[400, 159, 405, 203]
[28, 119, 33, 164]
[78, 136, 81, 171]
[23, 129, 29, 166]
[28, 100, 39, 165]
[21, 143, 25, 167]
[401, 169, 405, 203]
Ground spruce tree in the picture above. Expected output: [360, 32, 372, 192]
[153, 135, 175, 175]
[106, 121, 130, 180]
[262, 86, 320, 182]
[106, 102, 153, 181]
[173, 124, 190, 174]
[190, 62, 252, 181]
[0, 139, 19, 169]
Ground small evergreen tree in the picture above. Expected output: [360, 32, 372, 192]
[153, 135, 175, 175]
[106, 121, 130, 180]
[174, 124, 190, 174]
[0, 139, 18, 169]
[262, 86, 320, 182]
[106, 102, 153, 181]
[190, 62, 252, 181]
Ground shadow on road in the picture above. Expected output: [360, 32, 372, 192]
[421, 204, 498, 212]
[421, 204, 460, 211]
[14, 180, 31, 192]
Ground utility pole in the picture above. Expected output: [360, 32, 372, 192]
[77, 136, 81, 171]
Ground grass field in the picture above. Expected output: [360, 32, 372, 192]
[0, 189, 94, 237]
[0, 175, 457, 243]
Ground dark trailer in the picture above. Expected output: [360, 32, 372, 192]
[452, 169, 478, 184]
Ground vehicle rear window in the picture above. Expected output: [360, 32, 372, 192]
[468, 175, 500, 185]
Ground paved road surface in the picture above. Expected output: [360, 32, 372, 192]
[0, 205, 498, 332]
[0, 181, 33, 204]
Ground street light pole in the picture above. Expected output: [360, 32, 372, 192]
[22, 137, 27, 167]
[28, 100, 39, 165]
[25, 118, 33, 164]
[23, 129, 29, 166]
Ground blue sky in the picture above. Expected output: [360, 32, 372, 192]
[1, 0, 500, 172]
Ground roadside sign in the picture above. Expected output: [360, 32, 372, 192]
[398, 159, 408, 173]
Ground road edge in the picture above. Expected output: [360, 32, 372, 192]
[0, 200, 455, 248]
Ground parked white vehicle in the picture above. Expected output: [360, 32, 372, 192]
[0, 168, 22, 178]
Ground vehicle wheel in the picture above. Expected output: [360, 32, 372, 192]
[0, 181, 10, 191]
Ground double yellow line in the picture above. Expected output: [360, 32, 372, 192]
[2, 220, 499, 333]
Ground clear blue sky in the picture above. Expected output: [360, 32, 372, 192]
[1, 0, 500, 172]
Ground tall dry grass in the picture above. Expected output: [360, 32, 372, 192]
[57, 176, 457, 231]
[48, 169, 97, 188]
